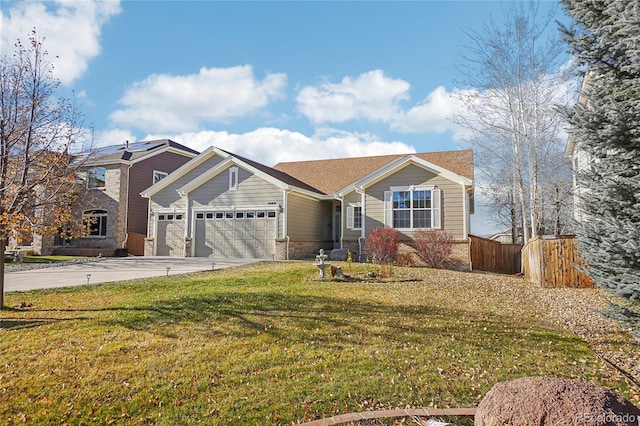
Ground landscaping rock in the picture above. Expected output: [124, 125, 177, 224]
[330, 248, 348, 261]
[475, 376, 640, 426]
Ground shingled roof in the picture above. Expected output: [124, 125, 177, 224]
[218, 149, 324, 194]
[273, 150, 474, 195]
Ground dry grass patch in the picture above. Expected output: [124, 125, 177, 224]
[1, 262, 637, 425]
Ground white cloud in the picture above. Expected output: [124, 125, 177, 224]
[296, 70, 410, 124]
[109, 66, 287, 133]
[92, 128, 138, 148]
[0, 0, 121, 86]
[393, 86, 466, 135]
[143, 127, 415, 166]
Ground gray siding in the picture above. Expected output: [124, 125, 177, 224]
[149, 155, 225, 211]
[286, 194, 332, 240]
[364, 164, 467, 240]
[190, 166, 282, 208]
[188, 165, 285, 240]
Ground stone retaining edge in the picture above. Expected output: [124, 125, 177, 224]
[297, 407, 476, 425]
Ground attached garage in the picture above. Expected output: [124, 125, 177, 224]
[193, 209, 277, 259]
[155, 213, 185, 256]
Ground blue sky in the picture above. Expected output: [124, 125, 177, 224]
[0, 0, 570, 234]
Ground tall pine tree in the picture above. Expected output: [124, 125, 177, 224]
[561, 0, 640, 301]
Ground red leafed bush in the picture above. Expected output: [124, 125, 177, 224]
[414, 230, 453, 269]
[365, 227, 399, 264]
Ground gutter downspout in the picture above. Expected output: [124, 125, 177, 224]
[282, 188, 292, 259]
[122, 162, 132, 250]
[355, 187, 366, 260]
[358, 237, 365, 262]
[337, 194, 344, 249]
[285, 236, 290, 261]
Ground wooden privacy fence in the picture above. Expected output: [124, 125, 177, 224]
[127, 232, 146, 256]
[469, 234, 522, 275]
[521, 236, 594, 288]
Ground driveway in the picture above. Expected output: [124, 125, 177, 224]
[4, 256, 260, 292]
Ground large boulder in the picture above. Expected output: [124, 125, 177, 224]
[475, 376, 640, 426]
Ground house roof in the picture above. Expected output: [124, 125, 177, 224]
[273, 149, 474, 194]
[218, 149, 324, 194]
[81, 139, 199, 165]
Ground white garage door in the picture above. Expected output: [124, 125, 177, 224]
[194, 210, 276, 259]
[156, 213, 185, 256]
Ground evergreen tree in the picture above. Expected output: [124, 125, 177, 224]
[561, 0, 640, 301]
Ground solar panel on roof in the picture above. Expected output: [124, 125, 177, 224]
[126, 141, 165, 152]
[84, 140, 167, 157]
[92, 145, 125, 156]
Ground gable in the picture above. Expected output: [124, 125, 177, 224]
[141, 146, 228, 198]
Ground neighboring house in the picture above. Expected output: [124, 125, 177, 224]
[34, 139, 199, 256]
[141, 147, 474, 265]
[566, 73, 596, 222]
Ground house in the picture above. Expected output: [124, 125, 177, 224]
[141, 147, 474, 266]
[34, 139, 199, 256]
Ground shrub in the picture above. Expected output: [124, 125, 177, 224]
[365, 228, 399, 264]
[414, 230, 453, 269]
[395, 252, 416, 267]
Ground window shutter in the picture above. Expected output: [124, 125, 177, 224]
[384, 191, 392, 227]
[346, 205, 354, 229]
[432, 188, 442, 229]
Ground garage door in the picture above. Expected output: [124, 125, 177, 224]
[156, 213, 185, 256]
[194, 210, 276, 258]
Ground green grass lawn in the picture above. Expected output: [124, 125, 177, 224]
[0, 262, 636, 425]
[5, 255, 90, 265]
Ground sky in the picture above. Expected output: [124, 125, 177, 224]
[0, 0, 571, 235]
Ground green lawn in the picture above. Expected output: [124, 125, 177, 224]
[0, 262, 635, 425]
[5, 255, 90, 265]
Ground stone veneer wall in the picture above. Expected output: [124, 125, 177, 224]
[275, 239, 333, 260]
[337, 239, 471, 270]
[144, 238, 154, 256]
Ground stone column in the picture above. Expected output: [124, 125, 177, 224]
[144, 238, 154, 256]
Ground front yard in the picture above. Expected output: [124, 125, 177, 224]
[1, 262, 638, 424]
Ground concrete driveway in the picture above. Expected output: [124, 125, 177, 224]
[4, 256, 260, 292]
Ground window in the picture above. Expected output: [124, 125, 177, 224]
[196, 213, 204, 220]
[87, 167, 106, 189]
[83, 210, 107, 237]
[153, 170, 168, 184]
[267, 211, 276, 218]
[229, 166, 239, 191]
[384, 187, 441, 229]
[236, 212, 244, 219]
[347, 203, 362, 230]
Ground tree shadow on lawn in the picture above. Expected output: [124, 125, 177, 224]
[91, 291, 574, 350]
[0, 315, 89, 331]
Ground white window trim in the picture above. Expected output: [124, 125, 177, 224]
[83, 209, 108, 237]
[384, 185, 441, 230]
[153, 170, 168, 184]
[229, 166, 239, 191]
[87, 167, 106, 190]
[346, 202, 362, 230]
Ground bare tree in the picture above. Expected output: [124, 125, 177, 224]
[0, 30, 91, 308]
[455, 1, 577, 243]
